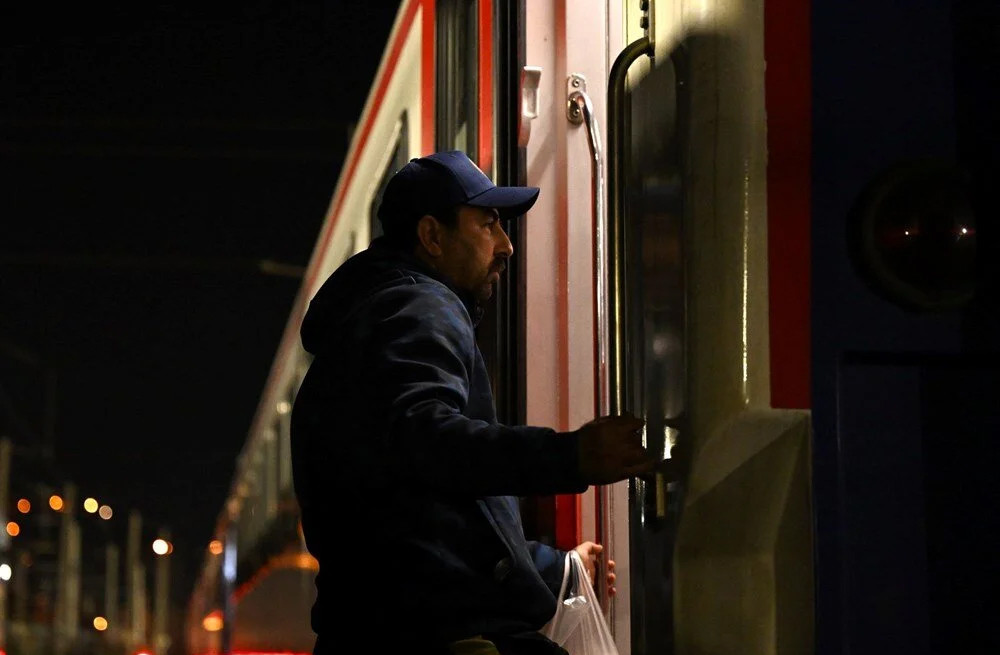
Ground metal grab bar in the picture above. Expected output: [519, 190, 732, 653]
[608, 36, 653, 420]
[600, 36, 654, 617]
[566, 74, 608, 422]
[567, 72, 613, 613]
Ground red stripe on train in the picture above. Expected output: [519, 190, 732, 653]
[765, 0, 812, 409]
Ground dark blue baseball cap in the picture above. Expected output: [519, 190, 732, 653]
[377, 150, 540, 235]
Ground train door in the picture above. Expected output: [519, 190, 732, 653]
[608, 1, 814, 653]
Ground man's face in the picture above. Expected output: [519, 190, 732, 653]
[437, 205, 513, 303]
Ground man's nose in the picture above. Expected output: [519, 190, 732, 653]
[495, 222, 514, 259]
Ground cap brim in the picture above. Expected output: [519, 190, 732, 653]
[466, 185, 540, 219]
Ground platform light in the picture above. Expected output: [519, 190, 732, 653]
[93, 616, 108, 631]
[84, 498, 99, 513]
[209, 540, 223, 555]
[99, 505, 113, 520]
[152, 539, 171, 556]
[202, 610, 223, 632]
[17, 499, 30, 514]
[5, 522, 19, 537]
[0, 564, 11, 581]
[49, 495, 64, 511]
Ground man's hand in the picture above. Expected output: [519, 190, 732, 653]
[575, 414, 658, 485]
[573, 541, 616, 596]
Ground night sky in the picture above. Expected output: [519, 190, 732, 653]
[1, 0, 402, 613]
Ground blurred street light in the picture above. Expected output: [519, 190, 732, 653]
[209, 539, 223, 555]
[16, 499, 30, 513]
[0, 564, 10, 581]
[202, 611, 223, 632]
[4, 522, 18, 537]
[152, 539, 170, 556]
[84, 497, 99, 513]
[98, 504, 113, 520]
[93, 616, 108, 631]
[49, 494, 63, 511]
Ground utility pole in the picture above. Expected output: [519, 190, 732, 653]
[153, 529, 171, 655]
[105, 542, 120, 639]
[55, 483, 81, 654]
[126, 510, 147, 649]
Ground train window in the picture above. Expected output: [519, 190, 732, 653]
[436, 0, 478, 157]
[368, 113, 410, 242]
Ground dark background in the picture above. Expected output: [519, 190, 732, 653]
[1, 0, 402, 618]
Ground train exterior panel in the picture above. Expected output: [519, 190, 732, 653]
[187, 0, 996, 653]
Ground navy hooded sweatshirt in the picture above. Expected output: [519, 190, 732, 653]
[290, 237, 588, 649]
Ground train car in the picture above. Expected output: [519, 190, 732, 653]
[186, 0, 997, 654]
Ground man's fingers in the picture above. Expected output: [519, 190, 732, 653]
[623, 416, 645, 431]
[627, 450, 659, 470]
[596, 413, 644, 430]
[626, 458, 659, 478]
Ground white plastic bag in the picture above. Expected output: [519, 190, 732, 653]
[541, 550, 620, 655]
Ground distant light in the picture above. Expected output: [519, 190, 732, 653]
[84, 498, 99, 513]
[93, 616, 108, 631]
[294, 552, 320, 571]
[99, 505, 113, 520]
[17, 499, 30, 514]
[49, 495, 64, 511]
[202, 611, 224, 632]
[0, 564, 11, 581]
[152, 539, 170, 556]
[5, 522, 19, 537]
[209, 540, 224, 555]
[277, 400, 291, 415]
[961, 227, 968, 235]
[904, 230, 910, 236]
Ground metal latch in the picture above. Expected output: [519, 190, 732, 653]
[518, 66, 542, 147]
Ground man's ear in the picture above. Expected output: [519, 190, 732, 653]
[416, 214, 444, 257]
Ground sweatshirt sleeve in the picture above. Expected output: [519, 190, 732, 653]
[527, 541, 569, 598]
[360, 282, 588, 496]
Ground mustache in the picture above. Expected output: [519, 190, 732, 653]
[491, 261, 507, 274]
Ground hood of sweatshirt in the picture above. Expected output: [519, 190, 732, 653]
[300, 237, 482, 356]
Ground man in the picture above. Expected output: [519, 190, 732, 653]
[291, 150, 657, 654]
